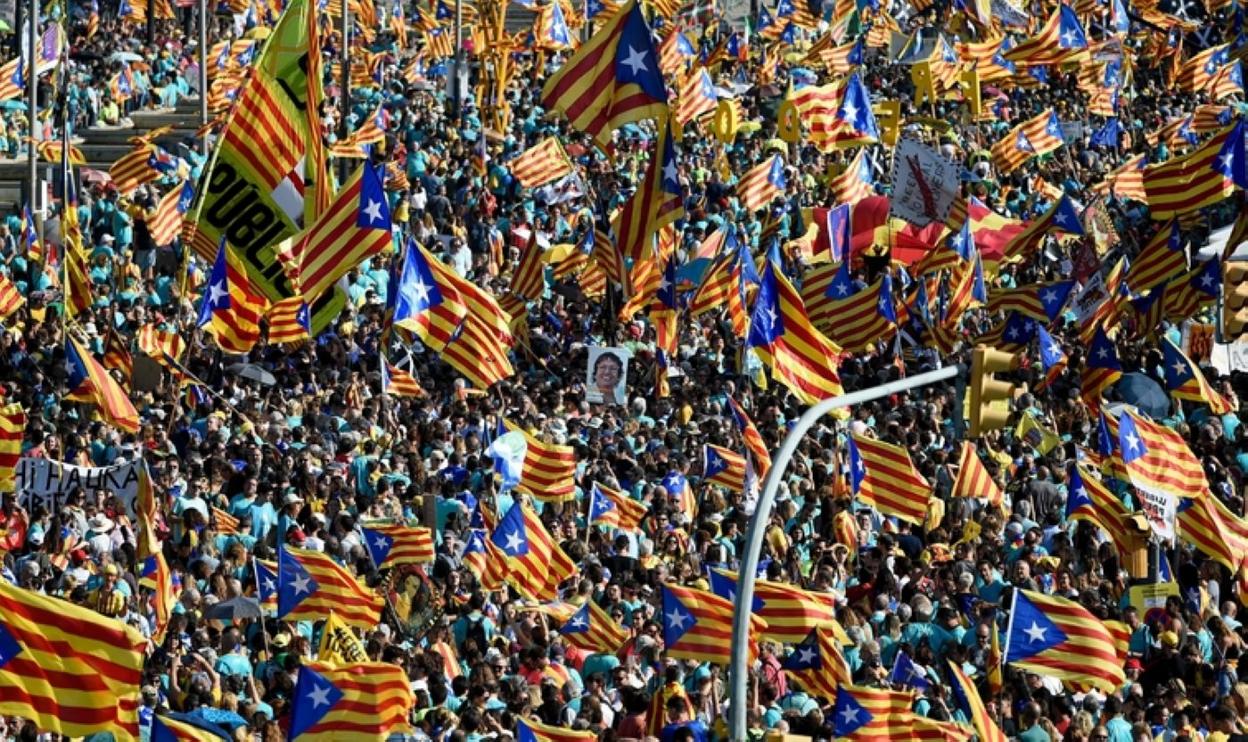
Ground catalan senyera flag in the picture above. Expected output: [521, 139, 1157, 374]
[502, 418, 577, 502]
[703, 444, 749, 493]
[142, 552, 174, 645]
[991, 108, 1065, 174]
[1175, 43, 1229, 92]
[0, 404, 22, 494]
[947, 660, 1007, 742]
[199, 241, 266, 354]
[848, 433, 930, 525]
[1210, 60, 1244, 100]
[829, 148, 876, 206]
[0, 57, 24, 102]
[508, 137, 574, 188]
[1065, 464, 1134, 561]
[746, 260, 844, 405]
[148, 180, 194, 247]
[661, 582, 765, 665]
[803, 262, 898, 353]
[108, 144, 159, 195]
[675, 66, 718, 125]
[1142, 120, 1244, 219]
[829, 684, 920, 741]
[1161, 337, 1233, 413]
[1004, 588, 1125, 692]
[951, 441, 1003, 506]
[613, 117, 684, 264]
[66, 335, 139, 434]
[0, 272, 23, 320]
[1080, 327, 1122, 409]
[725, 395, 771, 475]
[253, 558, 278, 611]
[289, 661, 414, 741]
[360, 523, 435, 567]
[151, 714, 219, 741]
[137, 324, 187, 378]
[1177, 493, 1248, 571]
[516, 716, 599, 742]
[210, 506, 240, 534]
[708, 569, 837, 644]
[381, 356, 427, 397]
[266, 295, 312, 344]
[737, 153, 788, 212]
[0, 580, 147, 741]
[461, 529, 507, 592]
[540, 0, 669, 152]
[277, 546, 384, 628]
[509, 231, 546, 301]
[1002, 3, 1086, 66]
[986, 279, 1075, 323]
[1108, 406, 1208, 499]
[1125, 221, 1186, 294]
[560, 600, 628, 655]
[491, 501, 576, 601]
[587, 482, 647, 532]
[134, 461, 160, 561]
[783, 627, 852, 702]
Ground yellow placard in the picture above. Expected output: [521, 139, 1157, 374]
[872, 99, 901, 147]
[777, 99, 801, 143]
[911, 61, 935, 107]
[1127, 582, 1179, 616]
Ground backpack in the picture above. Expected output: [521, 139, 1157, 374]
[464, 614, 489, 651]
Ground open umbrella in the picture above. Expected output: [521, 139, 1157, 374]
[108, 51, 143, 63]
[226, 363, 277, 386]
[1114, 373, 1171, 419]
[203, 596, 263, 622]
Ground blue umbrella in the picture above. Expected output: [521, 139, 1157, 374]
[1114, 373, 1171, 419]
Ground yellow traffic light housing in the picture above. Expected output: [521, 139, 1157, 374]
[969, 345, 1020, 438]
[1222, 260, 1248, 342]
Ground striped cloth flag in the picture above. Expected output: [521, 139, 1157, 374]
[33, 140, 85, 165]
[829, 684, 918, 740]
[539, 0, 669, 152]
[661, 582, 764, 665]
[1114, 407, 1209, 502]
[703, 444, 749, 493]
[1125, 221, 1186, 294]
[277, 546, 384, 628]
[725, 395, 771, 475]
[66, 335, 139, 433]
[821, 37, 863, 75]
[783, 627, 852, 702]
[947, 660, 1007, 742]
[266, 296, 312, 345]
[1004, 588, 1126, 692]
[1065, 464, 1134, 560]
[502, 418, 577, 502]
[0, 580, 146, 740]
[148, 180, 195, 246]
[516, 717, 598, 742]
[381, 356, 426, 397]
[802, 261, 898, 353]
[1163, 256, 1221, 320]
[829, 149, 875, 206]
[1210, 60, 1244, 100]
[613, 117, 684, 264]
[1094, 153, 1147, 201]
[286, 163, 392, 303]
[533, 1, 574, 50]
[109, 144, 159, 195]
[848, 433, 930, 525]
[1161, 337, 1232, 413]
[392, 239, 468, 347]
[508, 137, 574, 188]
[0, 404, 23, 493]
[746, 260, 844, 405]
[1080, 327, 1122, 409]
[460, 529, 507, 591]
[423, 27, 454, 59]
[1142, 120, 1244, 219]
[254, 558, 278, 611]
[0, 273, 23, 320]
[151, 714, 219, 741]
[991, 108, 1065, 174]
[360, 523, 435, 567]
[1177, 494, 1248, 571]
[674, 67, 717, 125]
[289, 661, 414, 740]
[491, 502, 576, 601]
[587, 482, 647, 531]
[651, 255, 679, 356]
[198, 241, 265, 355]
[134, 462, 159, 561]
[1002, 4, 1087, 66]
[211, 506, 241, 534]
[560, 600, 628, 655]
[737, 154, 788, 212]
[950, 441, 1003, 506]
[141, 552, 174, 645]
[509, 231, 546, 301]
[1036, 325, 1069, 389]
[708, 569, 837, 644]
[137, 324, 187, 380]
[0, 57, 23, 102]
[987, 280, 1075, 323]
[658, 29, 695, 76]
[1175, 43, 1229, 92]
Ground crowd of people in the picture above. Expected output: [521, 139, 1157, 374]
[0, 0, 1246, 739]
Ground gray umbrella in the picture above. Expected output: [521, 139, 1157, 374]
[226, 363, 277, 386]
[202, 596, 263, 622]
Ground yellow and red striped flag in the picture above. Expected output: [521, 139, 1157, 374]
[491, 502, 576, 601]
[737, 154, 788, 212]
[658, 28, 695, 76]
[509, 232, 546, 301]
[360, 523, 435, 567]
[381, 356, 427, 397]
[278, 546, 384, 628]
[147, 181, 195, 247]
[802, 263, 898, 354]
[674, 67, 717, 126]
[0, 57, 24, 102]
[559, 599, 628, 655]
[587, 482, 647, 532]
[951, 441, 1003, 506]
[990, 108, 1065, 174]
[515, 716, 598, 742]
[1066, 464, 1134, 561]
[829, 149, 875, 206]
[0, 404, 23, 494]
[0, 273, 23, 320]
[782, 627, 852, 702]
[1161, 337, 1232, 413]
[211, 506, 241, 534]
[134, 462, 159, 561]
[703, 444, 749, 493]
[539, 0, 670, 152]
[661, 582, 765, 665]
[947, 660, 1007, 742]
[65, 335, 139, 434]
[137, 323, 187, 382]
[1080, 327, 1122, 410]
[1112, 406, 1209, 500]
[108, 144, 159, 195]
[1142, 121, 1242, 219]
[612, 118, 685, 264]
[503, 418, 576, 502]
[709, 569, 837, 644]
[828, 684, 921, 740]
[1177, 493, 1248, 571]
[507, 137, 574, 188]
[200, 244, 267, 355]
[266, 296, 311, 345]
[1002, 3, 1087, 66]
[848, 434, 930, 525]
[1175, 43, 1229, 91]
[461, 530, 507, 592]
[1210, 60, 1244, 100]
[1004, 589, 1125, 692]
[1125, 221, 1186, 294]
[139, 552, 174, 645]
[0, 580, 147, 740]
[725, 395, 771, 475]
[253, 558, 278, 612]
[289, 661, 414, 740]
[746, 260, 844, 405]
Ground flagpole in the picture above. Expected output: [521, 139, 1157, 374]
[1001, 587, 1018, 675]
[339, 2, 351, 184]
[26, 0, 38, 232]
[198, 0, 208, 157]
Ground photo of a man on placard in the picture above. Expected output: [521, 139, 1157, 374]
[586, 347, 629, 405]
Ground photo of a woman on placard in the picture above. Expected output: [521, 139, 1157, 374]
[586, 348, 628, 405]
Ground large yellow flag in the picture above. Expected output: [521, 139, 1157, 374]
[318, 610, 369, 664]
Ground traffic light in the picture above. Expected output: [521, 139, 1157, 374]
[969, 345, 1020, 438]
[1222, 260, 1248, 342]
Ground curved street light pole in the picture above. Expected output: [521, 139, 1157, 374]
[727, 363, 963, 741]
